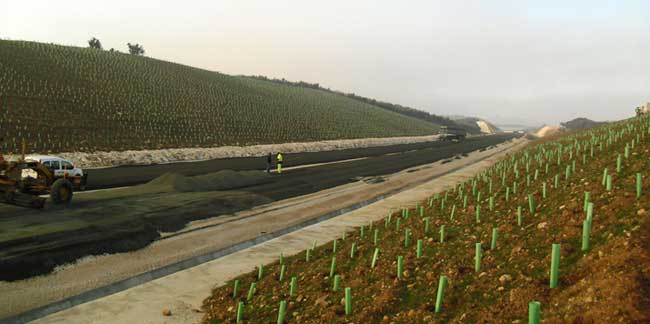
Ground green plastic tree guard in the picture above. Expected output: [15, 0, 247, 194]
[550, 244, 560, 288]
[587, 202, 594, 223]
[345, 287, 352, 315]
[404, 228, 411, 247]
[606, 175, 612, 191]
[233, 279, 240, 298]
[528, 301, 541, 324]
[397, 256, 404, 279]
[581, 220, 590, 252]
[329, 257, 337, 278]
[371, 248, 379, 268]
[435, 276, 448, 313]
[236, 301, 244, 323]
[277, 300, 287, 324]
[247, 282, 256, 301]
[290, 277, 297, 296]
[333, 274, 341, 291]
[475, 243, 482, 272]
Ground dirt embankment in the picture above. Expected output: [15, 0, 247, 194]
[201, 119, 649, 323]
[8, 135, 440, 169]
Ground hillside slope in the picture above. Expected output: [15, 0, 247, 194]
[203, 115, 650, 323]
[0, 40, 439, 154]
[245, 76, 482, 135]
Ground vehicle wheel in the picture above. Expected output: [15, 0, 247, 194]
[50, 179, 73, 204]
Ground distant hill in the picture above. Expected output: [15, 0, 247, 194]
[0, 40, 451, 154]
[560, 118, 604, 131]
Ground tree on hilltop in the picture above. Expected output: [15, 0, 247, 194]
[88, 37, 103, 50]
[127, 43, 145, 56]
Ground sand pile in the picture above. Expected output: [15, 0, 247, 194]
[476, 120, 498, 134]
[535, 125, 564, 138]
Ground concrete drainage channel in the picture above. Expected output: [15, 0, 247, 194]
[3, 142, 520, 324]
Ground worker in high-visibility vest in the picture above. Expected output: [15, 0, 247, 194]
[276, 152, 283, 174]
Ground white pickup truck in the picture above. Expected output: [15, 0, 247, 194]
[25, 155, 88, 190]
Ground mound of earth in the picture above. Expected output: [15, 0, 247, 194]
[535, 125, 564, 138]
[144, 170, 272, 192]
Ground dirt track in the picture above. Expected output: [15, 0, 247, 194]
[0, 134, 517, 284]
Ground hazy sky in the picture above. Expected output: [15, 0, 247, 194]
[2, 0, 649, 126]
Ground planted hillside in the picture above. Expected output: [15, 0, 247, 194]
[202, 115, 650, 323]
[247, 75, 482, 134]
[0, 40, 438, 154]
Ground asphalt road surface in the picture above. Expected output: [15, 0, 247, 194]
[86, 138, 470, 189]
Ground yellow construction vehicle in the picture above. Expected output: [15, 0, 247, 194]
[0, 139, 77, 209]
